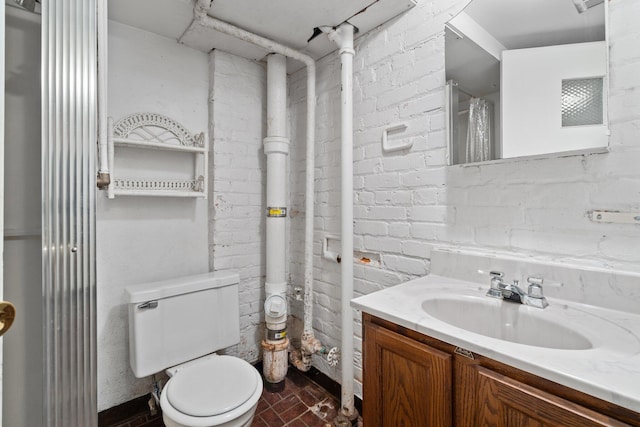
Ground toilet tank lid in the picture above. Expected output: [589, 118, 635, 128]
[125, 271, 239, 304]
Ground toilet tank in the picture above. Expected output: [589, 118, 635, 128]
[125, 271, 240, 378]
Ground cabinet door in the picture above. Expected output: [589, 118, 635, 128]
[363, 322, 452, 427]
[475, 366, 631, 427]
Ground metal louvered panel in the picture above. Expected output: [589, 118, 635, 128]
[41, 0, 97, 425]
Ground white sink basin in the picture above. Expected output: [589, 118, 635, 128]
[421, 295, 593, 350]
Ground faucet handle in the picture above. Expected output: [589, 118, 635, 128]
[527, 277, 544, 298]
[527, 276, 543, 285]
[485, 271, 505, 298]
[528, 283, 544, 298]
[525, 277, 549, 308]
[478, 270, 504, 278]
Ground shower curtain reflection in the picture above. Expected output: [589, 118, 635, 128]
[446, 81, 497, 165]
[465, 97, 493, 163]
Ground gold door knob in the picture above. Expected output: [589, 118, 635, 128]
[0, 301, 16, 336]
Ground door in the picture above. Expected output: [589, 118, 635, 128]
[2, 4, 43, 426]
[0, 1, 5, 424]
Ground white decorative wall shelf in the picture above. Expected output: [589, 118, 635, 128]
[107, 112, 208, 199]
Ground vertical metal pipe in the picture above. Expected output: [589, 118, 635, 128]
[265, 54, 288, 299]
[325, 22, 357, 420]
[302, 62, 316, 339]
[262, 53, 290, 385]
[41, 0, 97, 425]
[97, 0, 110, 186]
[339, 29, 356, 419]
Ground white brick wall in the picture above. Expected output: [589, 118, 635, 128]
[288, 0, 640, 398]
[209, 50, 267, 363]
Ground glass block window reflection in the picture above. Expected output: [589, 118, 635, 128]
[562, 77, 604, 127]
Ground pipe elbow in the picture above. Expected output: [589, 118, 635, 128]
[194, 0, 211, 21]
[301, 334, 323, 354]
[289, 348, 312, 372]
[96, 172, 111, 190]
[304, 58, 316, 74]
[324, 23, 355, 53]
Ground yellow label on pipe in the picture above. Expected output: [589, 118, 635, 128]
[267, 207, 287, 217]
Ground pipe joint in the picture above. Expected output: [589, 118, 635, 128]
[322, 23, 355, 52]
[261, 338, 289, 352]
[339, 47, 355, 56]
[301, 333, 323, 355]
[265, 281, 287, 296]
[263, 136, 290, 155]
[96, 172, 111, 190]
[264, 294, 287, 324]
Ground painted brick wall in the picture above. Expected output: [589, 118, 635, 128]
[208, 50, 268, 363]
[288, 0, 640, 398]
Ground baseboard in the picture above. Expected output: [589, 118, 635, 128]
[98, 393, 161, 427]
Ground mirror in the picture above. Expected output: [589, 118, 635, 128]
[445, 0, 608, 165]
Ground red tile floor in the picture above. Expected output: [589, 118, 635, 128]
[101, 366, 362, 427]
[251, 368, 348, 427]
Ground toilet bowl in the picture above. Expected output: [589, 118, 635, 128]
[160, 355, 263, 427]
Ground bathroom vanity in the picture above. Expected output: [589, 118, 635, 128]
[363, 313, 639, 426]
[352, 254, 640, 427]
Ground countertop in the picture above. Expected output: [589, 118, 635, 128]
[351, 274, 640, 413]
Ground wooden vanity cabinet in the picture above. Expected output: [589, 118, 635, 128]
[362, 314, 640, 427]
[457, 358, 631, 427]
[363, 321, 452, 427]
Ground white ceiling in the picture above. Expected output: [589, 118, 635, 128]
[108, 0, 196, 41]
[108, 0, 416, 72]
[464, 0, 605, 50]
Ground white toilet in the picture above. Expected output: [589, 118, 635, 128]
[126, 271, 263, 427]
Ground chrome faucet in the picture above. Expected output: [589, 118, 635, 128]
[486, 271, 549, 309]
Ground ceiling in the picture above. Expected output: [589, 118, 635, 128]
[464, 0, 605, 50]
[108, 0, 196, 41]
[445, 27, 500, 98]
[445, 0, 605, 98]
[108, 0, 416, 72]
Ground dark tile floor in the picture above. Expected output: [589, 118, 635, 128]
[101, 366, 361, 427]
[251, 368, 342, 427]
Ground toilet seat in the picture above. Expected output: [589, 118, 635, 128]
[166, 356, 258, 417]
[160, 355, 263, 427]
